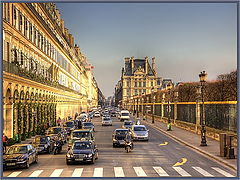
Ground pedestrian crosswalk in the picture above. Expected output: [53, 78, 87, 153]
[6, 166, 235, 177]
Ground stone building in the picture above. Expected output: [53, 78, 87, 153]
[2, 3, 99, 140]
[115, 56, 162, 107]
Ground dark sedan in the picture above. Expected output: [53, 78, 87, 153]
[3, 144, 38, 169]
[66, 140, 98, 164]
[112, 129, 130, 147]
[32, 135, 53, 154]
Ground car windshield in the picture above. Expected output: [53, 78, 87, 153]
[73, 132, 90, 138]
[5, 146, 27, 154]
[35, 137, 48, 144]
[84, 123, 93, 126]
[73, 142, 92, 150]
[116, 130, 128, 135]
[103, 118, 110, 121]
[124, 122, 132, 125]
[121, 113, 129, 116]
[134, 127, 147, 131]
[65, 122, 74, 128]
[49, 128, 62, 134]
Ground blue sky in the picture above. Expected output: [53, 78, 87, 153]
[56, 2, 237, 97]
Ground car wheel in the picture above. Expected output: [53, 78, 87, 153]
[95, 152, 99, 160]
[91, 156, 95, 164]
[66, 160, 71, 165]
[34, 155, 38, 163]
[113, 144, 116, 148]
[25, 159, 30, 169]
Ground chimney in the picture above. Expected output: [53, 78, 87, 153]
[131, 56, 134, 74]
[152, 57, 156, 75]
[145, 56, 148, 74]
[69, 34, 74, 47]
[74, 44, 81, 56]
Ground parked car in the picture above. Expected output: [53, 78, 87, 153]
[32, 135, 53, 154]
[122, 120, 134, 129]
[3, 144, 38, 169]
[112, 129, 131, 147]
[94, 111, 101, 117]
[102, 116, 112, 126]
[68, 129, 95, 147]
[82, 122, 95, 131]
[130, 125, 149, 141]
[66, 140, 98, 164]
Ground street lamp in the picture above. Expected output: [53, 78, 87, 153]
[199, 71, 208, 146]
[136, 94, 139, 118]
[166, 82, 172, 131]
[151, 87, 155, 124]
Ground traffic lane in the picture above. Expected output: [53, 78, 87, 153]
[139, 119, 237, 176]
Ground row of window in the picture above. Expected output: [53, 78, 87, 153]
[125, 81, 154, 87]
[6, 4, 80, 81]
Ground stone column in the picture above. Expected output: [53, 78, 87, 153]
[4, 103, 14, 138]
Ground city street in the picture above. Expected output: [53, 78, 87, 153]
[3, 116, 236, 178]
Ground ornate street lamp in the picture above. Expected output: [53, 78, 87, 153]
[151, 87, 155, 124]
[199, 71, 208, 146]
[136, 94, 139, 118]
[166, 82, 172, 131]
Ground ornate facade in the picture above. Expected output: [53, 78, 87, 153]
[2, 3, 99, 140]
[115, 56, 162, 107]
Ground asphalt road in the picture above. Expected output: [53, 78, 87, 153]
[3, 116, 237, 177]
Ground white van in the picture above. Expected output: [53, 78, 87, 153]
[120, 110, 130, 121]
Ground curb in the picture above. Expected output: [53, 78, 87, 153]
[139, 117, 237, 171]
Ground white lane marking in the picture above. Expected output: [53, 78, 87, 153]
[7, 171, 22, 177]
[49, 169, 63, 177]
[153, 167, 169, 176]
[71, 168, 83, 177]
[192, 167, 214, 177]
[93, 168, 103, 177]
[114, 167, 125, 177]
[173, 167, 191, 177]
[29, 170, 43, 177]
[211, 167, 234, 177]
[133, 167, 147, 177]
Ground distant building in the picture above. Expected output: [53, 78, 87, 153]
[115, 56, 164, 107]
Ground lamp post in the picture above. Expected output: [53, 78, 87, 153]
[136, 95, 139, 118]
[151, 87, 155, 124]
[199, 71, 208, 146]
[166, 82, 172, 131]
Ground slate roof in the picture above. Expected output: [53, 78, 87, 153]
[124, 59, 155, 76]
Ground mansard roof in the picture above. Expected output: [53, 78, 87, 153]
[124, 59, 155, 76]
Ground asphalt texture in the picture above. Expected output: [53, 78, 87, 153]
[3, 116, 237, 178]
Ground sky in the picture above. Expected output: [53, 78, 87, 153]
[56, 2, 237, 97]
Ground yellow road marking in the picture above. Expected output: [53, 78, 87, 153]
[173, 158, 188, 167]
[159, 142, 169, 146]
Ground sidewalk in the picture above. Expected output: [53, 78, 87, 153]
[132, 115, 237, 171]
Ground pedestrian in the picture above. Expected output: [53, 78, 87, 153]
[2, 133, 8, 153]
[57, 117, 61, 126]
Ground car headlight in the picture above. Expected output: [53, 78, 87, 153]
[44, 144, 48, 148]
[145, 132, 148, 136]
[67, 154, 73, 158]
[86, 154, 92, 157]
[113, 139, 117, 142]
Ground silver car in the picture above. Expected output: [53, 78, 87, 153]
[102, 117, 112, 126]
[131, 125, 149, 141]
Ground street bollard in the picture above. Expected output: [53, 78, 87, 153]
[226, 134, 235, 159]
[219, 133, 227, 157]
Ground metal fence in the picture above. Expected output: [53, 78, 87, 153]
[177, 104, 196, 124]
[204, 104, 237, 132]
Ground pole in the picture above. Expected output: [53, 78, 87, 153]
[200, 82, 207, 146]
[152, 93, 154, 124]
[137, 98, 139, 118]
[167, 89, 172, 131]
